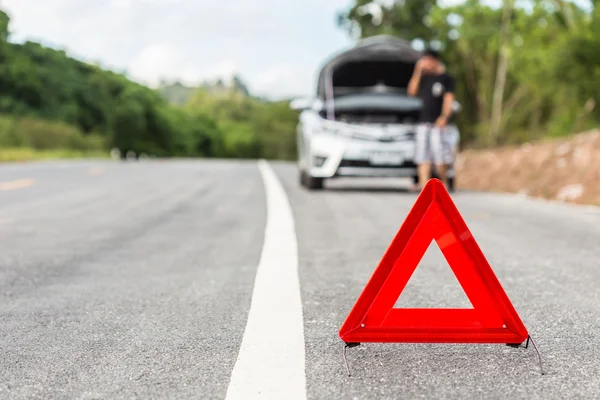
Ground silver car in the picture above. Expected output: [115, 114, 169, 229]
[291, 35, 461, 191]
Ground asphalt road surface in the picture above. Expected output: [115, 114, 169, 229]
[1, 159, 599, 399]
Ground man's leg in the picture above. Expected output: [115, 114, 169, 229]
[418, 162, 432, 188]
[430, 126, 452, 188]
[414, 124, 431, 190]
[436, 163, 448, 187]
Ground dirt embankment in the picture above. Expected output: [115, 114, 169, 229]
[455, 129, 600, 206]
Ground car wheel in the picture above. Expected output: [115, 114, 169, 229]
[447, 176, 455, 193]
[306, 175, 324, 190]
[299, 169, 307, 187]
[428, 170, 455, 192]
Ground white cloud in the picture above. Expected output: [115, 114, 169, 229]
[125, 42, 243, 88]
[252, 63, 316, 99]
[110, 0, 131, 8]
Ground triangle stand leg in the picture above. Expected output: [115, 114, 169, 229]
[343, 342, 360, 377]
[525, 335, 545, 376]
[507, 335, 545, 375]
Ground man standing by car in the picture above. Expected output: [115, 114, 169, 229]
[407, 48, 456, 191]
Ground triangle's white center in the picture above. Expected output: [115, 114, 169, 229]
[394, 239, 474, 309]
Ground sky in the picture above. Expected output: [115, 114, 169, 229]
[0, 0, 362, 99]
[0, 0, 589, 100]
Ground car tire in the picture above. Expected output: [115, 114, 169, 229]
[299, 169, 307, 187]
[306, 175, 324, 190]
[447, 176, 455, 193]
[417, 170, 455, 192]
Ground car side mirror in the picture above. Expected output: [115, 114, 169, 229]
[290, 97, 312, 111]
[290, 97, 324, 112]
[311, 99, 324, 112]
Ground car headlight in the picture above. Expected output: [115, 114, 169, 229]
[313, 126, 340, 136]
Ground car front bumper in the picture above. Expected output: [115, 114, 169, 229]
[335, 161, 418, 178]
[307, 134, 418, 178]
[306, 133, 455, 179]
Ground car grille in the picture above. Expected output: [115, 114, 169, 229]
[347, 132, 415, 142]
[338, 159, 417, 168]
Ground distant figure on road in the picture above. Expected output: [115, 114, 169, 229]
[407, 49, 456, 192]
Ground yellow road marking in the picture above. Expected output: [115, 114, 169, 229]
[0, 179, 35, 191]
[88, 167, 104, 176]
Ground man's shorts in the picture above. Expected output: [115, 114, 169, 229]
[414, 123, 454, 165]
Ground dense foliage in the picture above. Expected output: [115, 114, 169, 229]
[0, 9, 299, 160]
[338, 0, 600, 147]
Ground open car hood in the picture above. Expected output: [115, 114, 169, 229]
[316, 35, 422, 100]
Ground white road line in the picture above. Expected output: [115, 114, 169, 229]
[225, 160, 307, 400]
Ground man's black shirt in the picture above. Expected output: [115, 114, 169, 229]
[418, 73, 455, 123]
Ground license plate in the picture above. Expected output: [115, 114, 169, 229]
[369, 151, 404, 165]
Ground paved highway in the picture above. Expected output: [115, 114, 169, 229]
[1, 159, 599, 399]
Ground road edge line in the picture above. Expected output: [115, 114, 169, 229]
[225, 159, 307, 400]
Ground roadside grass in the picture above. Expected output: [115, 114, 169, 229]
[0, 147, 110, 162]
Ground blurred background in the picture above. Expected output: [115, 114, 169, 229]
[0, 0, 598, 204]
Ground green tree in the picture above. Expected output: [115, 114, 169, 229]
[338, 0, 438, 42]
[338, 0, 597, 146]
[0, 5, 297, 160]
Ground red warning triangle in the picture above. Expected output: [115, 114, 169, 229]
[339, 178, 528, 345]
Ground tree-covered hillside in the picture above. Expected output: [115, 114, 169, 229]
[157, 77, 251, 106]
[0, 9, 299, 160]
